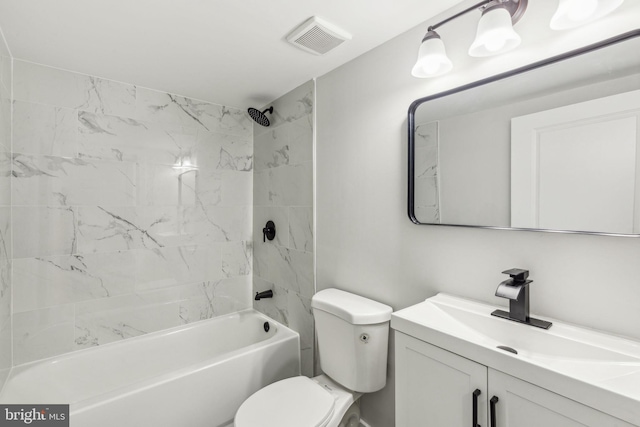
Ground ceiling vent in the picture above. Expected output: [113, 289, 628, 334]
[286, 16, 352, 56]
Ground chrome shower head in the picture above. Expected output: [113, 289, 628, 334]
[247, 106, 274, 127]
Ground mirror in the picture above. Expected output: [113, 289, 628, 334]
[408, 31, 640, 236]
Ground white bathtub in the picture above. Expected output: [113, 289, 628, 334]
[0, 309, 300, 427]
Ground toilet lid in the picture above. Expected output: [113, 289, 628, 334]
[235, 376, 335, 427]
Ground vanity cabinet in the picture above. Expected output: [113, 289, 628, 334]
[395, 332, 636, 427]
[488, 369, 635, 427]
[395, 332, 487, 426]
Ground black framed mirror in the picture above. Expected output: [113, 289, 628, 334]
[408, 30, 640, 236]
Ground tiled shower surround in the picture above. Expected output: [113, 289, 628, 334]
[0, 36, 12, 388]
[9, 61, 254, 364]
[414, 121, 440, 222]
[252, 81, 314, 376]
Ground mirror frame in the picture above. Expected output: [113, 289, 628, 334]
[408, 30, 640, 237]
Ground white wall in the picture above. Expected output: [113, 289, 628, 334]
[316, 1, 640, 425]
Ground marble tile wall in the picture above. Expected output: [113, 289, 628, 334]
[10, 61, 253, 365]
[252, 81, 315, 376]
[414, 121, 440, 222]
[0, 34, 12, 390]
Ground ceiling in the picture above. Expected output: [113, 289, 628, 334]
[0, 0, 463, 109]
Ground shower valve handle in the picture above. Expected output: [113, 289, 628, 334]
[263, 220, 276, 242]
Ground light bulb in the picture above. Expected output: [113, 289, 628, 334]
[422, 61, 440, 76]
[567, 0, 598, 22]
[551, 0, 624, 30]
[469, 7, 521, 57]
[412, 31, 453, 78]
[484, 34, 507, 52]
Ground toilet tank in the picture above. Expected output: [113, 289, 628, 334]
[311, 288, 392, 393]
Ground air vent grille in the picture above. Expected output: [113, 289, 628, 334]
[287, 16, 351, 56]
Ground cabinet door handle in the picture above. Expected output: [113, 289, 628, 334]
[490, 396, 499, 427]
[472, 389, 481, 427]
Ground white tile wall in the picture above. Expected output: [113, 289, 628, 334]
[0, 36, 11, 389]
[414, 121, 440, 223]
[10, 61, 254, 365]
[13, 101, 78, 157]
[252, 80, 315, 376]
[13, 63, 136, 116]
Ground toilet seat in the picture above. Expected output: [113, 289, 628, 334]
[234, 376, 335, 427]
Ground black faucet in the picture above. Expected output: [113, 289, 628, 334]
[254, 290, 274, 300]
[491, 269, 552, 329]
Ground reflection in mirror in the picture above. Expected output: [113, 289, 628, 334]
[408, 31, 640, 236]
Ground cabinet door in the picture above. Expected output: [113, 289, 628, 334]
[488, 369, 636, 427]
[395, 332, 488, 427]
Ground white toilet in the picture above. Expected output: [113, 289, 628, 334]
[234, 288, 392, 427]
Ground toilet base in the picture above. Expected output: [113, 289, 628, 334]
[338, 402, 360, 427]
[310, 375, 363, 427]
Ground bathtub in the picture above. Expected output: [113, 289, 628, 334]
[0, 309, 300, 427]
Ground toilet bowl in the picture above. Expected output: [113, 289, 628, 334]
[234, 288, 392, 427]
[234, 375, 361, 427]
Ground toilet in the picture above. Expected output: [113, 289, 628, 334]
[234, 288, 392, 427]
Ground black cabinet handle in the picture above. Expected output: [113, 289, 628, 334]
[490, 396, 499, 427]
[472, 389, 481, 427]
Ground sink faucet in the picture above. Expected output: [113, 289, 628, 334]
[495, 268, 531, 322]
[491, 268, 552, 329]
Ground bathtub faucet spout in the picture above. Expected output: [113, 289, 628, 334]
[255, 290, 274, 300]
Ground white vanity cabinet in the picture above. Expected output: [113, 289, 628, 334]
[395, 332, 488, 426]
[395, 332, 637, 427]
[488, 369, 635, 427]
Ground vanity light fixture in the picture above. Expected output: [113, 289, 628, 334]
[468, 2, 524, 57]
[550, 0, 624, 30]
[412, 0, 527, 78]
[413, 0, 625, 78]
[411, 30, 453, 77]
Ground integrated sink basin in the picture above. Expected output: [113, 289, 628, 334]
[392, 293, 640, 425]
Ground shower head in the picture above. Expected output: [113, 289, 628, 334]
[247, 106, 274, 127]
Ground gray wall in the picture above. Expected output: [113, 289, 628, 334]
[316, 1, 640, 426]
[0, 28, 12, 390]
[252, 81, 315, 376]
